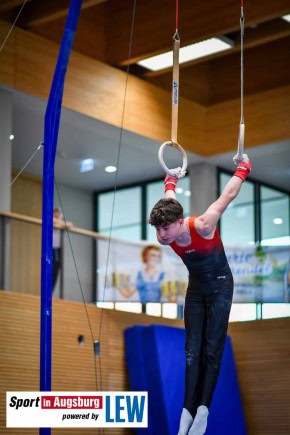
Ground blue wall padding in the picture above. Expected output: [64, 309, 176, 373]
[124, 326, 154, 435]
[206, 336, 247, 435]
[124, 325, 247, 435]
[142, 325, 185, 435]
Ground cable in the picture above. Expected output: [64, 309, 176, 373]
[54, 182, 99, 392]
[0, 0, 28, 54]
[97, 0, 137, 391]
[0, 142, 43, 207]
[52, 0, 137, 407]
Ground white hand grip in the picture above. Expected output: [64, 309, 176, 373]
[233, 123, 245, 165]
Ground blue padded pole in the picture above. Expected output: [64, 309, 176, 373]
[40, 1, 82, 434]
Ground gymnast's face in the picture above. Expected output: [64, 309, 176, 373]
[156, 219, 183, 245]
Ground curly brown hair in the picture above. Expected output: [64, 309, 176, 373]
[149, 198, 184, 227]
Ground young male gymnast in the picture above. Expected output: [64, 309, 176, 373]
[149, 155, 252, 435]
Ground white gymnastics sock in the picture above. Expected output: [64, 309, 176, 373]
[188, 405, 209, 435]
[178, 408, 193, 435]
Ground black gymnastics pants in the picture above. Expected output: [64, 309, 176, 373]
[183, 269, 234, 418]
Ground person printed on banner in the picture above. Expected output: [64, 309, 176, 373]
[118, 245, 165, 303]
[149, 155, 252, 435]
[52, 208, 73, 293]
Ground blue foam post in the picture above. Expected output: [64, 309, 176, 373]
[40, 1, 82, 434]
[124, 326, 154, 435]
[124, 325, 247, 435]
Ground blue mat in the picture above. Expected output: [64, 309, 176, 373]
[124, 325, 247, 435]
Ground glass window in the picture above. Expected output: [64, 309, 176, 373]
[229, 304, 257, 322]
[146, 303, 162, 317]
[162, 303, 178, 319]
[261, 186, 289, 246]
[96, 302, 114, 309]
[219, 173, 255, 245]
[98, 187, 141, 240]
[100, 225, 142, 243]
[146, 176, 190, 242]
[115, 302, 142, 314]
[262, 303, 290, 319]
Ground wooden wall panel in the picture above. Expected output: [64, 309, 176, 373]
[105, 0, 290, 65]
[1, 292, 290, 434]
[0, 20, 15, 87]
[0, 21, 289, 157]
[206, 85, 290, 154]
[208, 37, 290, 103]
[9, 175, 42, 295]
[0, 20, 205, 154]
[29, 5, 107, 62]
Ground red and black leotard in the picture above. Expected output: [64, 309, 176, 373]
[170, 216, 231, 280]
[176, 218, 234, 416]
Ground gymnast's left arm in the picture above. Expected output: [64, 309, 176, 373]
[195, 154, 252, 237]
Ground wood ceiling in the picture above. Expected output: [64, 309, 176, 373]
[1, 0, 290, 106]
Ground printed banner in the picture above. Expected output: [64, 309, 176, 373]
[6, 392, 148, 428]
[97, 239, 290, 304]
[226, 245, 290, 303]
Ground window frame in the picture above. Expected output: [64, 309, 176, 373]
[218, 167, 290, 317]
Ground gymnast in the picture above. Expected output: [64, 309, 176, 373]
[149, 155, 252, 435]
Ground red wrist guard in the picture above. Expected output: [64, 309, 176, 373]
[164, 175, 178, 192]
[234, 160, 252, 182]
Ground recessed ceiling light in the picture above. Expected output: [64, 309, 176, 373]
[80, 158, 94, 173]
[282, 14, 290, 23]
[184, 190, 191, 197]
[137, 37, 233, 71]
[273, 218, 283, 225]
[10, 134, 14, 140]
[105, 165, 117, 173]
[176, 187, 184, 194]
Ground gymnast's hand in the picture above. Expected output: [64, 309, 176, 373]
[233, 154, 252, 182]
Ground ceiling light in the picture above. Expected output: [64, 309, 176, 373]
[10, 134, 14, 140]
[282, 14, 290, 23]
[105, 165, 117, 173]
[273, 218, 283, 225]
[137, 37, 233, 71]
[80, 158, 94, 173]
[184, 190, 191, 197]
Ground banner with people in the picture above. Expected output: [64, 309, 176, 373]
[96, 239, 290, 304]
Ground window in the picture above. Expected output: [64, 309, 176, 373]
[229, 304, 257, 322]
[219, 170, 290, 321]
[261, 186, 290, 246]
[219, 173, 255, 245]
[146, 176, 190, 242]
[98, 187, 141, 241]
[262, 303, 290, 319]
[96, 176, 190, 243]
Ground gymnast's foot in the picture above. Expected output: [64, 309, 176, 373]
[188, 405, 209, 435]
[177, 408, 193, 435]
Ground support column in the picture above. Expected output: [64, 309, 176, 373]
[0, 89, 12, 211]
[0, 89, 12, 290]
[189, 163, 217, 216]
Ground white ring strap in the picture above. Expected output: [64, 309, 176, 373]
[234, 6, 245, 165]
[171, 34, 180, 146]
